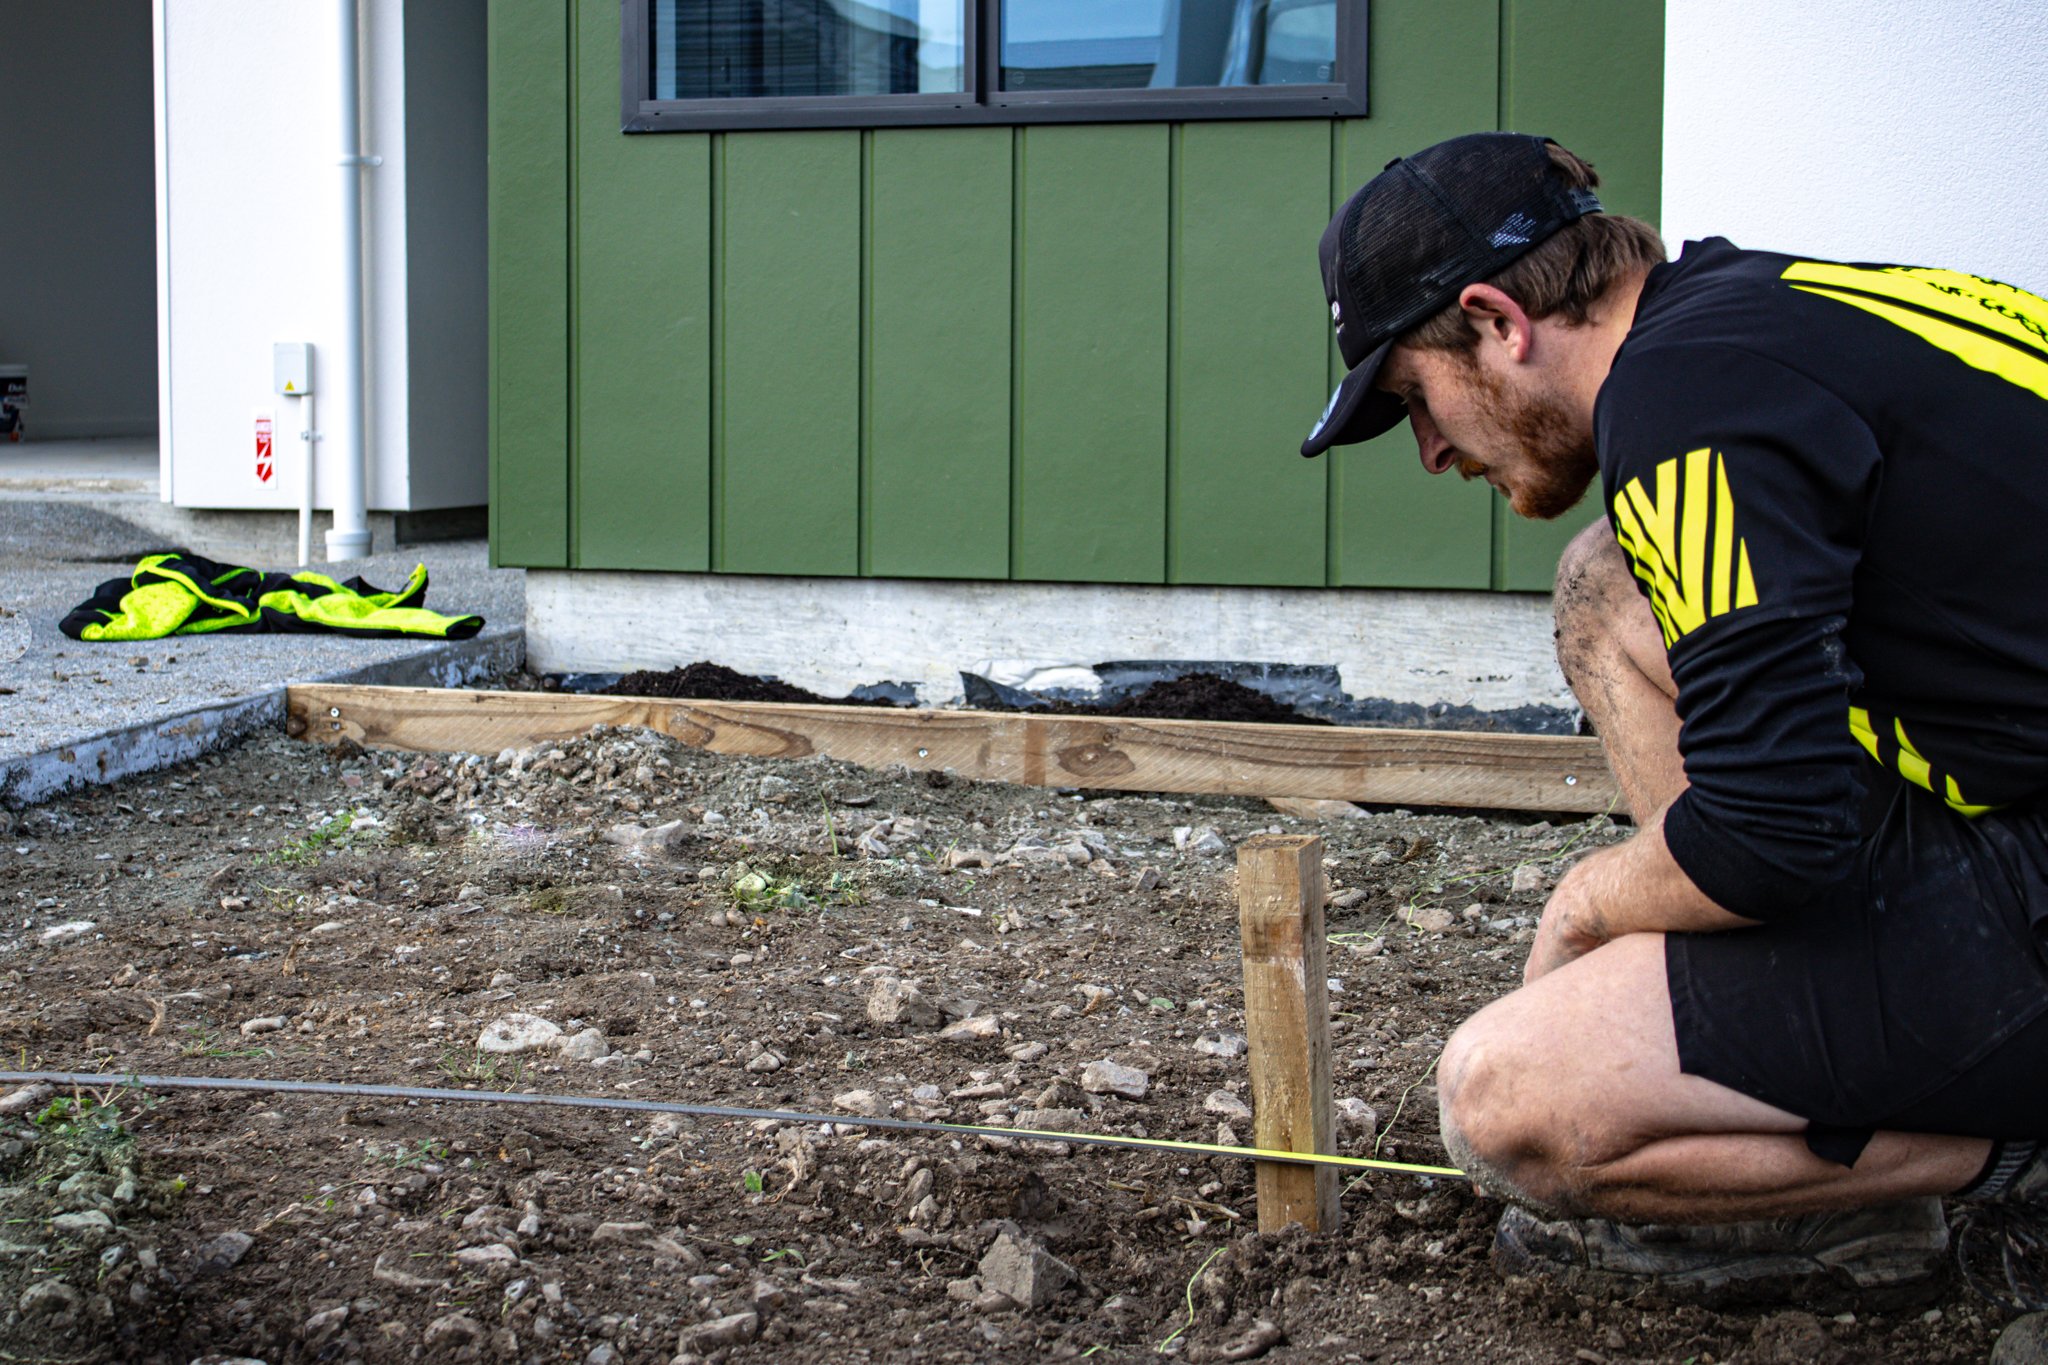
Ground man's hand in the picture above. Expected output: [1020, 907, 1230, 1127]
[1522, 811, 1758, 985]
[1523, 856, 1613, 983]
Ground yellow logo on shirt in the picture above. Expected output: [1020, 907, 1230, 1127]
[1783, 261, 2048, 400]
[1610, 447, 1759, 647]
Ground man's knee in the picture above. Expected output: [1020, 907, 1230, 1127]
[1439, 1002, 1618, 1216]
[1439, 1010, 1573, 1213]
[1552, 522, 1632, 640]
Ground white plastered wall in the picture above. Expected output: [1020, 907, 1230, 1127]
[157, 0, 484, 512]
[1662, 0, 2048, 291]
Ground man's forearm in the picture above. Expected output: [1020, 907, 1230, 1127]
[1525, 811, 1758, 982]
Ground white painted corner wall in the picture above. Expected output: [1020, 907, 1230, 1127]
[1662, 0, 2048, 292]
[157, 0, 485, 513]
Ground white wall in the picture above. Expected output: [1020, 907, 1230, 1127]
[0, 1, 159, 439]
[158, 0, 484, 512]
[1663, 0, 2048, 292]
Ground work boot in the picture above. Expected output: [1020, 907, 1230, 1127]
[1954, 1144, 2048, 1311]
[1492, 1198, 1949, 1307]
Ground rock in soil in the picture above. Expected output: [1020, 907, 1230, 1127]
[977, 1229, 1075, 1310]
[1996, 1315, 2048, 1365]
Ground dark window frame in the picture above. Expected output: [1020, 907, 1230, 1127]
[620, 0, 1368, 132]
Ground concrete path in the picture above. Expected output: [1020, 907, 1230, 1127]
[0, 452, 522, 805]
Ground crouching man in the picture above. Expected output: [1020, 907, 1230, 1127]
[1301, 132, 2048, 1304]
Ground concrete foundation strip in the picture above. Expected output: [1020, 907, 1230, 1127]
[0, 1070, 1466, 1183]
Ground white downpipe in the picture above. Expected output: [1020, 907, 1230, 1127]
[327, 0, 374, 562]
[297, 391, 316, 567]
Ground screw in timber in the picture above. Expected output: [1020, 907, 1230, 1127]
[1565, 775, 1578, 785]
[329, 707, 340, 717]
[917, 748, 929, 759]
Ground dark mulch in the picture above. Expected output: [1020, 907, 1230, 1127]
[605, 661, 895, 707]
[1011, 672, 1330, 727]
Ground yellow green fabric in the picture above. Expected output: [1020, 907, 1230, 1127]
[61, 552, 482, 643]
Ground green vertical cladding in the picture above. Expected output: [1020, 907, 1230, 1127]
[493, 0, 1658, 591]
[718, 131, 862, 576]
[1169, 122, 1331, 586]
[1495, 0, 1664, 591]
[865, 129, 1013, 580]
[1326, 0, 1499, 589]
[573, 0, 709, 571]
[1013, 125, 1170, 584]
[487, 0, 570, 567]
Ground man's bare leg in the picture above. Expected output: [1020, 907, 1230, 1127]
[1438, 934, 1989, 1222]
[1553, 523, 1686, 821]
[1437, 524, 1990, 1221]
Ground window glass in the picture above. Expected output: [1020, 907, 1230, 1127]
[652, 0, 967, 100]
[1000, 0, 1336, 92]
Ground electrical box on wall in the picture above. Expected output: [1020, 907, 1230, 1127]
[273, 342, 312, 396]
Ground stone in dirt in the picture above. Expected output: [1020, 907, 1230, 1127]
[1134, 865, 1163, 891]
[1215, 1319, 1287, 1362]
[557, 1027, 609, 1062]
[239, 1015, 286, 1036]
[478, 1012, 562, 1054]
[372, 1250, 447, 1290]
[454, 1243, 518, 1266]
[590, 1221, 653, 1245]
[1995, 1313, 2048, 1365]
[19, 1279, 82, 1318]
[1203, 1091, 1253, 1122]
[0, 1083, 54, 1116]
[832, 1089, 887, 1118]
[678, 1310, 761, 1354]
[1408, 906, 1456, 934]
[192, 1230, 254, 1276]
[38, 920, 95, 945]
[1080, 1059, 1150, 1100]
[1748, 1310, 1829, 1364]
[1510, 863, 1549, 896]
[423, 1312, 484, 1348]
[1194, 1032, 1247, 1059]
[977, 1228, 1075, 1310]
[939, 1015, 1001, 1042]
[1336, 1097, 1379, 1133]
[52, 1210, 115, 1238]
[868, 977, 942, 1029]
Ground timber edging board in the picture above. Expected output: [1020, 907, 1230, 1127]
[284, 684, 1618, 815]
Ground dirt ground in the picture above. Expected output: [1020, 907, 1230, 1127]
[0, 699, 2011, 1364]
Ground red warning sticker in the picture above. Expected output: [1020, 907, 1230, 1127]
[255, 413, 274, 484]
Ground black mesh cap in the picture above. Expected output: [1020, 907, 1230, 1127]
[1301, 132, 1603, 457]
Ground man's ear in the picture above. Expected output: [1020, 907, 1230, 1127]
[1457, 283, 1533, 362]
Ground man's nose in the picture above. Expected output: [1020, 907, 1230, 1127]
[1411, 411, 1457, 475]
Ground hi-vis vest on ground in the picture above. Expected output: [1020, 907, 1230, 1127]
[60, 552, 484, 642]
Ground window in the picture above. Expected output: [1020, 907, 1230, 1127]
[622, 0, 1366, 131]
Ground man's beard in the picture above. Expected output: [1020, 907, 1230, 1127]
[1463, 361, 1598, 520]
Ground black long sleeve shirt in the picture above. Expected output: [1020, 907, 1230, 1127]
[1596, 238, 2048, 917]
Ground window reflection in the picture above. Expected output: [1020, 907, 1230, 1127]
[1002, 0, 1336, 92]
[652, 0, 967, 99]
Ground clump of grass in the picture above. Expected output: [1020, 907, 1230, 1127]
[728, 859, 863, 912]
[438, 1047, 523, 1089]
[177, 1024, 272, 1060]
[528, 886, 572, 916]
[371, 1138, 449, 1170]
[256, 811, 355, 867]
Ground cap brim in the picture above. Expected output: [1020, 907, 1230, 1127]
[1300, 339, 1407, 457]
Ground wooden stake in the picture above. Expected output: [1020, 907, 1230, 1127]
[1237, 834, 1340, 1235]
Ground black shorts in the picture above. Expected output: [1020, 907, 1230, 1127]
[1666, 769, 2048, 1166]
